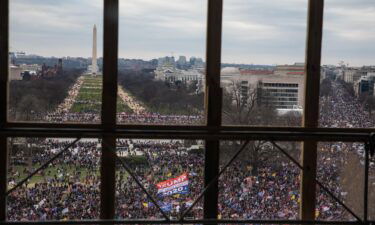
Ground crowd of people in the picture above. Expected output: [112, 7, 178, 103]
[42, 75, 204, 125]
[52, 76, 85, 116]
[6, 79, 375, 222]
[319, 81, 375, 128]
[118, 86, 147, 114]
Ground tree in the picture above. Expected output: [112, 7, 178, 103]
[222, 81, 276, 126]
[8, 69, 82, 121]
[359, 93, 375, 116]
[118, 70, 204, 115]
[221, 81, 283, 175]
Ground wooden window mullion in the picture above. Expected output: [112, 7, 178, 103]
[301, 0, 324, 220]
[0, 0, 9, 221]
[204, 0, 223, 221]
[100, 0, 119, 219]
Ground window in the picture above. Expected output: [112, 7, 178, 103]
[117, 0, 206, 125]
[8, 0, 104, 124]
[221, 0, 307, 127]
[319, 0, 375, 129]
[0, 0, 374, 224]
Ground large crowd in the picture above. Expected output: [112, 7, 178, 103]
[42, 75, 205, 125]
[45, 112, 204, 125]
[6, 79, 375, 221]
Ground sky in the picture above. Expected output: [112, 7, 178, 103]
[9, 0, 375, 66]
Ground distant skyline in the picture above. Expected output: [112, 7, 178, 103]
[9, 0, 375, 66]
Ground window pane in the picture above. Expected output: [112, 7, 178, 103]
[117, 0, 206, 125]
[316, 142, 364, 221]
[8, 0, 103, 123]
[219, 141, 301, 219]
[115, 139, 204, 219]
[221, 0, 307, 127]
[319, 0, 375, 128]
[7, 138, 101, 221]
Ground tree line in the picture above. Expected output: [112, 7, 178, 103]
[8, 69, 82, 121]
[118, 70, 204, 115]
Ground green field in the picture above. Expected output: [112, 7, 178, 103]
[70, 75, 133, 114]
[9, 165, 99, 188]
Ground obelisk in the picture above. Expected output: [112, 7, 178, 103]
[91, 24, 98, 74]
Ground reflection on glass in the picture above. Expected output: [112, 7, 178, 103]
[7, 138, 101, 221]
[319, 0, 375, 128]
[115, 139, 204, 219]
[221, 0, 307, 127]
[117, 0, 206, 125]
[8, 0, 103, 123]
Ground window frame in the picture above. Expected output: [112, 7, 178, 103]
[0, 0, 373, 224]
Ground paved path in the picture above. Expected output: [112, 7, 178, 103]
[118, 86, 147, 114]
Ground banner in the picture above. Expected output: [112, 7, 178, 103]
[156, 173, 189, 197]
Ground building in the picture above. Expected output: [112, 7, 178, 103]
[353, 71, 375, 97]
[258, 80, 302, 109]
[9, 65, 22, 80]
[158, 56, 175, 68]
[190, 57, 204, 68]
[220, 64, 305, 109]
[274, 63, 305, 76]
[177, 56, 187, 66]
[343, 68, 360, 83]
[154, 67, 204, 84]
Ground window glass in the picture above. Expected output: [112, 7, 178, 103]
[117, 0, 206, 125]
[8, 0, 103, 123]
[115, 139, 204, 219]
[221, 0, 307, 127]
[7, 138, 101, 221]
[319, 0, 375, 128]
[219, 141, 301, 219]
[316, 142, 365, 220]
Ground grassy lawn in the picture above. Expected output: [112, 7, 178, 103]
[76, 92, 102, 102]
[71, 103, 101, 113]
[79, 88, 102, 93]
[9, 164, 134, 189]
[69, 76, 136, 114]
[9, 165, 100, 188]
[117, 99, 134, 113]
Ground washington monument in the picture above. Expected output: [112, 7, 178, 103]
[90, 24, 98, 74]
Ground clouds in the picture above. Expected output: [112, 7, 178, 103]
[10, 0, 103, 57]
[118, 0, 206, 59]
[9, 0, 375, 66]
[321, 1, 375, 66]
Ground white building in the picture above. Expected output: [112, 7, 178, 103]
[343, 68, 360, 83]
[155, 67, 204, 83]
[10, 65, 22, 80]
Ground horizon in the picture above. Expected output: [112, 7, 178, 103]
[9, 0, 375, 67]
[11, 52, 375, 67]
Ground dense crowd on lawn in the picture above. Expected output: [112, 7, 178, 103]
[45, 112, 204, 125]
[6, 80, 374, 221]
[20, 74, 204, 125]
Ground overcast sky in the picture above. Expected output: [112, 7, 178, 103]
[10, 0, 375, 66]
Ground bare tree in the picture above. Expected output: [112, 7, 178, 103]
[221, 81, 282, 175]
[359, 93, 375, 116]
[222, 80, 276, 126]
